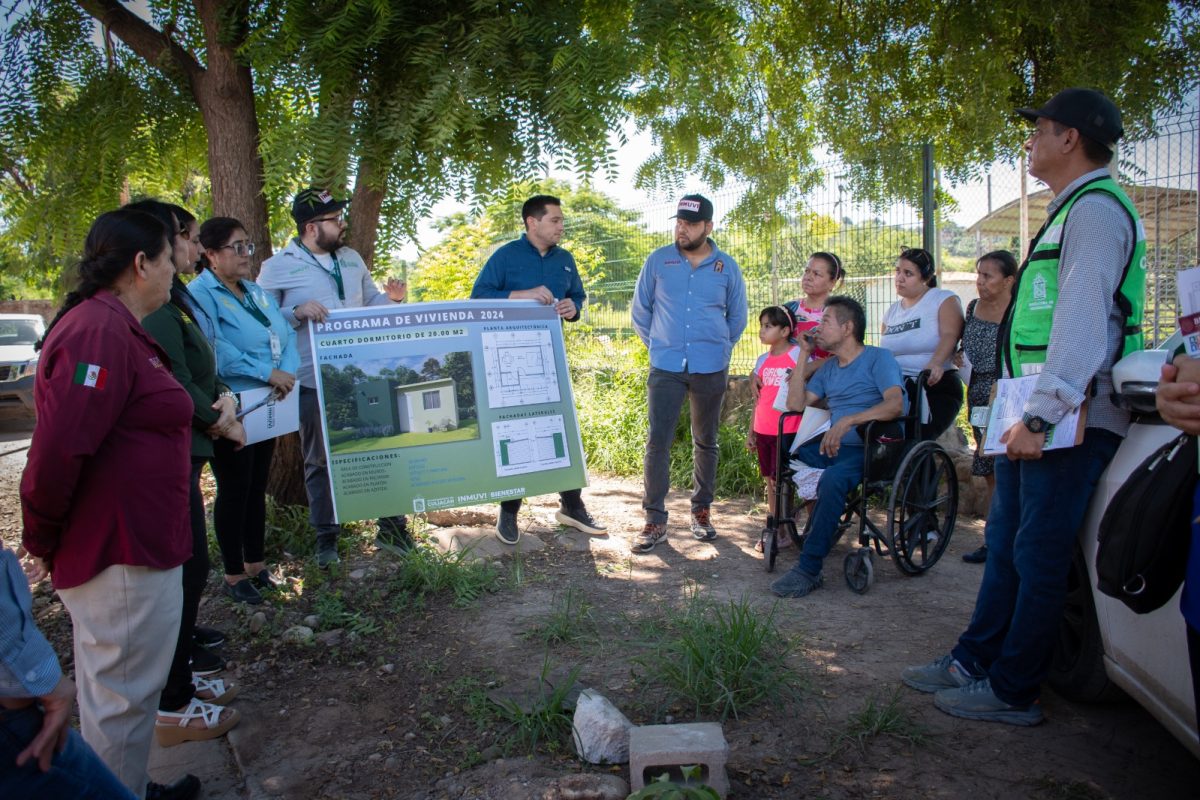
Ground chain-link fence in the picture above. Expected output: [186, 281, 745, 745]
[489, 104, 1198, 375]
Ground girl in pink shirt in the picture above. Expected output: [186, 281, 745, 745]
[748, 306, 802, 546]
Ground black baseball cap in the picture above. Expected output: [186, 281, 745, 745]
[1017, 88, 1124, 152]
[291, 188, 348, 226]
[671, 194, 713, 223]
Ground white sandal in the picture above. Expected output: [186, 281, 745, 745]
[193, 673, 238, 705]
[155, 698, 240, 747]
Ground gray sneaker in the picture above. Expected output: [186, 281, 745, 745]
[770, 569, 823, 598]
[933, 678, 1044, 726]
[690, 508, 717, 541]
[631, 522, 668, 554]
[555, 506, 607, 535]
[495, 509, 520, 545]
[901, 654, 976, 693]
[316, 532, 340, 568]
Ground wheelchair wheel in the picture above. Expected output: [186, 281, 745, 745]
[887, 441, 957, 575]
[844, 547, 874, 594]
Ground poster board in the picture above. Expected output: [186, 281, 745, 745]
[311, 300, 588, 523]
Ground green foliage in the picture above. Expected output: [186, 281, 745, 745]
[264, 499, 318, 559]
[523, 587, 596, 647]
[627, 766, 721, 800]
[636, 592, 798, 721]
[387, 544, 503, 607]
[490, 657, 580, 754]
[836, 689, 928, 753]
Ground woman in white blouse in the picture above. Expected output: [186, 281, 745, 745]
[880, 247, 965, 440]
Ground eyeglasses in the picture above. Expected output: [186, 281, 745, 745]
[310, 215, 344, 226]
[220, 240, 256, 256]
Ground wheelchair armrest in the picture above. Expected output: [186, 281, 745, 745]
[777, 410, 803, 438]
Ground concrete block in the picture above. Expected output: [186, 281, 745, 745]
[628, 722, 729, 798]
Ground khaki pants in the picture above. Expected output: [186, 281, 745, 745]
[59, 564, 182, 798]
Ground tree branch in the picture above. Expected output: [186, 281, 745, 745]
[73, 0, 205, 86]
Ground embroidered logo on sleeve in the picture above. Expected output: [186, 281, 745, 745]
[715, 260, 725, 273]
[73, 362, 107, 389]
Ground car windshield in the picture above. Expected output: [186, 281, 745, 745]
[0, 320, 43, 345]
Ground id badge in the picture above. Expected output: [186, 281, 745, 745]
[269, 329, 282, 367]
[969, 405, 990, 427]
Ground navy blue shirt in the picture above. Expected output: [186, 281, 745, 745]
[471, 235, 585, 321]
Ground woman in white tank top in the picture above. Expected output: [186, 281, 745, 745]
[880, 247, 965, 439]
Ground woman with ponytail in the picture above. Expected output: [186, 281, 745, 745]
[880, 246, 965, 440]
[19, 208, 201, 799]
[132, 200, 243, 749]
[189, 216, 298, 607]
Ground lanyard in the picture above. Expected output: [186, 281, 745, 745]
[296, 239, 345, 301]
[237, 286, 272, 329]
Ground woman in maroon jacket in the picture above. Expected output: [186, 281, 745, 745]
[20, 208, 198, 800]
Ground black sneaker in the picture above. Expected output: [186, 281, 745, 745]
[147, 774, 201, 800]
[251, 568, 283, 591]
[190, 644, 225, 676]
[223, 578, 263, 605]
[316, 532, 340, 568]
[192, 626, 226, 648]
[555, 506, 607, 535]
[962, 545, 988, 564]
[495, 509, 520, 545]
[375, 515, 414, 555]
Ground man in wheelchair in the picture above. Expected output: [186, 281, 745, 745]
[771, 296, 906, 598]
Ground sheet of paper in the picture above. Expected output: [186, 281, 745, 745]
[238, 386, 300, 445]
[788, 407, 832, 452]
[981, 375, 1080, 455]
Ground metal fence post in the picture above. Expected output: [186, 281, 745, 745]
[922, 143, 936, 268]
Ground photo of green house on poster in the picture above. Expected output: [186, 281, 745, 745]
[311, 300, 588, 522]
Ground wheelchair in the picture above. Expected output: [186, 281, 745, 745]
[760, 370, 959, 594]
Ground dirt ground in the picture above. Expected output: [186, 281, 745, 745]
[2, 416, 1198, 800]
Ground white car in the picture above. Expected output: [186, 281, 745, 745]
[0, 313, 44, 418]
[1049, 335, 1199, 758]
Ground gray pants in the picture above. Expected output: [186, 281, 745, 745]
[299, 386, 340, 535]
[642, 367, 727, 524]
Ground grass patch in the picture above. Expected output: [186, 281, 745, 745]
[835, 688, 928, 752]
[388, 543, 503, 606]
[637, 591, 797, 721]
[524, 587, 595, 646]
[330, 420, 481, 453]
[490, 656, 580, 754]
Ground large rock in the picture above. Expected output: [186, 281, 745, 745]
[571, 690, 633, 765]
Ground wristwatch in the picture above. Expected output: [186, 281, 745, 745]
[1021, 412, 1048, 434]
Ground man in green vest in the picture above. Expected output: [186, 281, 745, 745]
[901, 88, 1145, 725]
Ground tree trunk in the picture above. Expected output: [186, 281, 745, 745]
[348, 162, 386, 271]
[266, 432, 308, 507]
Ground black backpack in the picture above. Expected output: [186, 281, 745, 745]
[1096, 432, 1197, 614]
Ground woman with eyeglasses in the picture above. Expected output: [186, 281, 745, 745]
[189, 217, 298, 606]
[880, 247, 965, 440]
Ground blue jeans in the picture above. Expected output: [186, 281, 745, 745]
[788, 439, 865, 579]
[0, 704, 136, 799]
[952, 428, 1121, 706]
[642, 368, 727, 524]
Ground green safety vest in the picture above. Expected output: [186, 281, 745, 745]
[1001, 175, 1146, 378]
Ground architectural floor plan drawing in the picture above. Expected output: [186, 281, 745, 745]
[492, 415, 571, 477]
[481, 330, 561, 408]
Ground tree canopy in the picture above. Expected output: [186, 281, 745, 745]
[1, 0, 1196, 294]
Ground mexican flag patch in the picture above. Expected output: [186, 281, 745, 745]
[73, 362, 108, 389]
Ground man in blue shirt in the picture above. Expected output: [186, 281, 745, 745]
[470, 195, 606, 544]
[772, 296, 905, 597]
[630, 194, 748, 553]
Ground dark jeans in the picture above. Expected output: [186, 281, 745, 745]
[299, 386, 339, 536]
[1189, 623, 1200, 736]
[160, 457, 210, 711]
[952, 428, 1121, 706]
[210, 438, 275, 576]
[786, 438, 864, 578]
[0, 704, 136, 799]
[499, 489, 583, 516]
[912, 370, 964, 441]
[642, 367, 727, 524]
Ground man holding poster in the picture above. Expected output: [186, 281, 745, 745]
[258, 189, 411, 568]
[470, 194, 607, 545]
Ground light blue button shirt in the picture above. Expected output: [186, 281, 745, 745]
[631, 239, 747, 373]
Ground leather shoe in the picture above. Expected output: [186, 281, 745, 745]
[146, 774, 201, 800]
[962, 545, 988, 564]
[252, 568, 283, 591]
